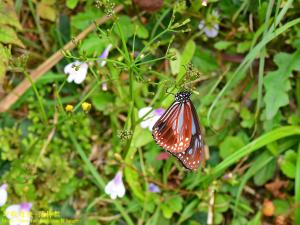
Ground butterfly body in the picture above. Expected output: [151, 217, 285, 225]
[152, 91, 204, 170]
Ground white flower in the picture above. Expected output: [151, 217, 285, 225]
[105, 171, 125, 200]
[138, 107, 165, 131]
[0, 184, 8, 206]
[98, 44, 113, 67]
[5, 202, 32, 225]
[64, 61, 88, 84]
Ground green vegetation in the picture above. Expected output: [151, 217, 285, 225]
[0, 0, 300, 224]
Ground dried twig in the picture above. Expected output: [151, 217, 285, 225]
[207, 186, 215, 225]
[0, 5, 124, 112]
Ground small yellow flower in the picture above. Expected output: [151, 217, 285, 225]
[65, 104, 74, 112]
[81, 102, 91, 112]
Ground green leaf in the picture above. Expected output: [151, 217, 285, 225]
[273, 199, 290, 216]
[247, 212, 261, 225]
[280, 150, 297, 178]
[264, 51, 300, 119]
[37, 2, 56, 22]
[253, 159, 276, 185]
[133, 126, 153, 148]
[113, 16, 135, 41]
[169, 48, 181, 75]
[134, 21, 149, 39]
[177, 199, 199, 224]
[161, 196, 183, 219]
[0, 25, 24, 47]
[214, 194, 230, 213]
[0, 44, 10, 79]
[79, 33, 110, 56]
[295, 143, 300, 224]
[240, 107, 255, 128]
[91, 92, 115, 112]
[71, 8, 104, 30]
[66, 0, 79, 9]
[237, 41, 252, 53]
[177, 40, 196, 82]
[214, 41, 234, 50]
[219, 136, 245, 159]
[0, 0, 23, 30]
[192, 47, 218, 73]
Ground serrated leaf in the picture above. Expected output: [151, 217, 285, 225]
[0, 25, 24, 48]
[0, 0, 23, 30]
[264, 51, 300, 119]
[71, 8, 104, 30]
[37, 2, 56, 22]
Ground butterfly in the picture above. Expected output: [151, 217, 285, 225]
[152, 91, 204, 170]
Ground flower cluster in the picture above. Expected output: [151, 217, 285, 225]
[0, 184, 32, 225]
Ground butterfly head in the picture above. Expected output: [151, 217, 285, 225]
[175, 91, 191, 103]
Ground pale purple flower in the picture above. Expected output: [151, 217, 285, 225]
[138, 107, 165, 131]
[148, 183, 160, 193]
[98, 44, 112, 67]
[202, 0, 207, 6]
[64, 61, 88, 84]
[105, 171, 125, 199]
[102, 81, 108, 91]
[0, 184, 8, 206]
[198, 10, 220, 38]
[5, 202, 32, 225]
[223, 173, 233, 180]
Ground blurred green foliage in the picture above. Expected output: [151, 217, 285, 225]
[0, 0, 300, 225]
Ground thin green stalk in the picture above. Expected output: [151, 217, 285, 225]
[73, 81, 101, 111]
[23, 69, 48, 125]
[295, 143, 300, 224]
[136, 55, 170, 66]
[150, 8, 171, 39]
[134, 29, 169, 63]
[138, 147, 149, 225]
[255, 0, 274, 118]
[115, 21, 131, 64]
[67, 127, 135, 225]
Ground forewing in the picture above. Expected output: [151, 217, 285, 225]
[172, 100, 204, 170]
[152, 101, 192, 152]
